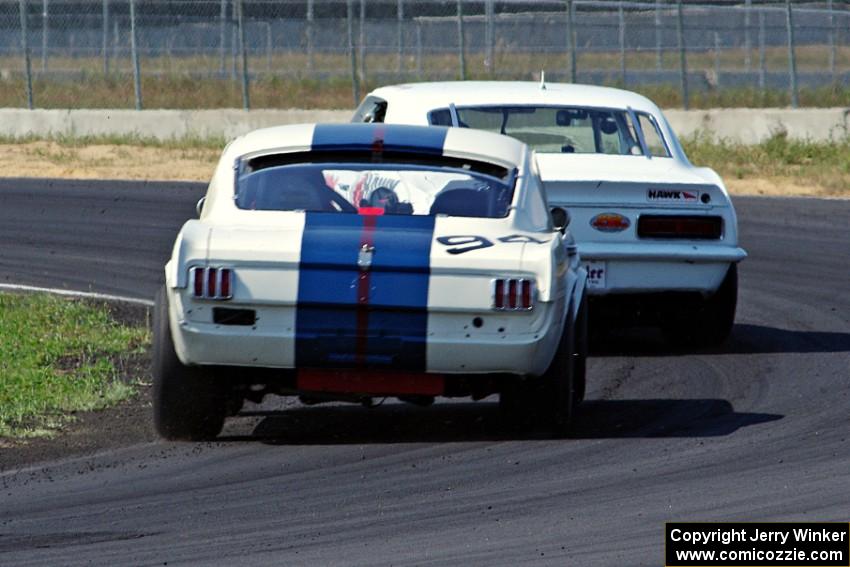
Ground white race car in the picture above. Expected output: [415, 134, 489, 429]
[356, 82, 747, 346]
[155, 123, 588, 440]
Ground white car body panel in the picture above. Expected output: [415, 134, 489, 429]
[164, 123, 585, 379]
[361, 81, 747, 297]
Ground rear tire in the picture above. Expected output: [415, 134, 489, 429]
[153, 286, 226, 441]
[662, 264, 738, 347]
[573, 292, 588, 406]
[540, 311, 576, 437]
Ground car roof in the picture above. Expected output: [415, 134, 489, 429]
[370, 81, 663, 114]
[224, 122, 528, 171]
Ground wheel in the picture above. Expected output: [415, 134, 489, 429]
[662, 264, 738, 347]
[499, 377, 536, 431]
[499, 303, 577, 436]
[539, 307, 577, 437]
[572, 292, 589, 406]
[152, 286, 226, 441]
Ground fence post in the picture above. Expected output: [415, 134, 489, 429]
[566, 0, 576, 83]
[485, 0, 495, 75]
[415, 19, 422, 76]
[758, 9, 766, 91]
[828, 0, 836, 79]
[129, 0, 142, 110]
[237, 0, 249, 110]
[744, 0, 751, 73]
[676, 0, 689, 109]
[397, 0, 404, 74]
[618, 1, 626, 86]
[359, 0, 366, 86]
[359, 0, 367, 85]
[306, 0, 314, 72]
[112, 17, 118, 62]
[19, 0, 33, 109]
[40, 0, 47, 72]
[714, 31, 721, 89]
[785, 0, 798, 108]
[219, 0, 227, 75]
[265, 21, 272, 74]
[347, 0, 359, 105]
[102, 0, 109, 74]
[654, 0, 662, 72]
[457, 0, 466, 80]
[231, 14, 238, 80]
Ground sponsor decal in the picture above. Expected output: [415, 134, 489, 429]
[647, 188, 700, 202]
[584, 261, 607, 289]
[590, 212, 631, 233]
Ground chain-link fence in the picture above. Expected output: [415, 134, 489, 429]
[1, 0, 848, 109]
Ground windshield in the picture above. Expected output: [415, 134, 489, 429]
[429, 105, 670, 157]
[235, 162, 515, 219]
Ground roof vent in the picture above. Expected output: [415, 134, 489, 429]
[540, 70, 547, 90]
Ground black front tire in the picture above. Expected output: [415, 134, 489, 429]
[153, 286, 226, 441]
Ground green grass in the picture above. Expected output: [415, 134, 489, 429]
[0, 294, 149, 439]
[683, 132, 850, 195]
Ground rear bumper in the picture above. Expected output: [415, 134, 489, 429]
[578, 242, 745, 295]
[168, 288, 565, 377]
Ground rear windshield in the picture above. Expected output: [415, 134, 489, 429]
[430, 105, 670, 157]
[235, 162, 515, 219]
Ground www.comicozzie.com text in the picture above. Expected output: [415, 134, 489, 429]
[670, 527, 848, 546]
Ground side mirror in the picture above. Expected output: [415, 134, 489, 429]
[551, 206, 570, 233]
[196, 197, 206, 217]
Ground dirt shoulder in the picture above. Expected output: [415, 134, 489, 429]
[0, 141, 219, 183]
[0, 141, 846, 198]
[0, 301, 156, 473]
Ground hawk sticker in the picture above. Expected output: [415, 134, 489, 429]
[646, 189, 700, 202]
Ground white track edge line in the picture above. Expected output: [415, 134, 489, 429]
[0, 283, 153, 307]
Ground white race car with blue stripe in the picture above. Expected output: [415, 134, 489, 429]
[356, 82, 747, 346]
[154, 123, 588, 440]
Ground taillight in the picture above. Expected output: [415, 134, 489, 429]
[190, 267, 233, 300]
[492, 278, 534, 311]
[590, 212, 631, 233]
[637, 215, 722, 240]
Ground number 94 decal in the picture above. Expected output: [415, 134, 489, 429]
[436, 234, 550, 255]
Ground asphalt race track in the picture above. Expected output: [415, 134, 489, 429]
[1, 178, 848, 566]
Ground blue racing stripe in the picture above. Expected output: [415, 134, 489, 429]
[311, 123, 448, 156]
[295, 212, 435, 370]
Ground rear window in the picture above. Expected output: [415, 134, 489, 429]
[235, 162, 515, 219]
[428, 105, 661, 157]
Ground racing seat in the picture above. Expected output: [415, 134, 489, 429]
[430, 189, 490, 218]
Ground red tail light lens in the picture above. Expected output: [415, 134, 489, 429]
[508, 280, 518, 309]
[492, 278, 535, 311]
[190, 267, 233, 300]
[219, 269, 232, 299]
[637, 215, 722, 240]
[207, 268, 218, 297]
[521, 280, 532, 308]
[193, 268, 204, 297]
[494, 279, 505, 309]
